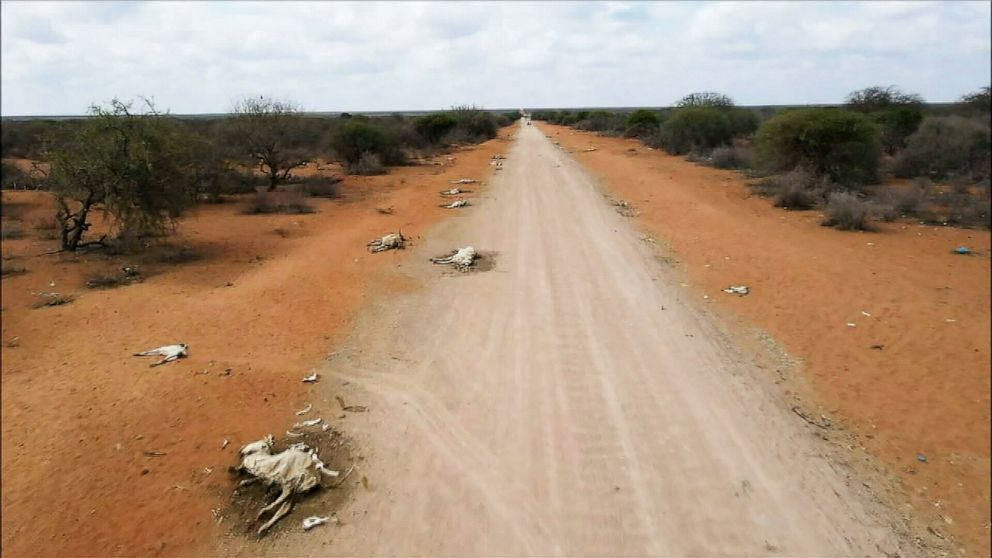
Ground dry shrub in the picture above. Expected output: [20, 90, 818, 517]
[765, 167, 832, 210]
[346, 152, 385, 176]
[822, 192, 875, 231]
[709, 145, 753, 169]
[244, 190, 315, 215]
[894, 115, 991, 181]
[873, 178, 932, 220]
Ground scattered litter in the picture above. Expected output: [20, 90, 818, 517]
[133, 344, 188, 367]
[953, 246, 971, 255]
[295, 403, 313, 416]
[917, 453, 928, 463]
[430, 246, 478, 271]
[302, 516, 332, 531]
[367, 232, 406, 253]
[440, 199, 469, 209]
[722, 285, 749, 296]
[302, 373, 319, 383]
[143, 451, 167, 457]
[221, 439, 230, 450]
[336, 395, 368, 413]
[450, 178, 476, 184]
[846, 323, 857, 328]
[293, 418, 322, 429]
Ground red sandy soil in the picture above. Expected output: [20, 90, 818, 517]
[542, 123, 991, 556]
[0, 130, 512, 557]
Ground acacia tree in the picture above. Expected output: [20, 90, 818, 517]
[675, 92, 736, 109]
[44, 99, 194, 251]
[229, 96, 309, 191]
[845, 86, 924, 154]
[845, 85, 923, 113]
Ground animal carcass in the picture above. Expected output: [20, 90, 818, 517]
[133, 344, 188, 367]
[430, 246, 478, 271]
[237, 435, 339, 535]
[440, 199, 469, 209]
[439, 188, 471, 196]
[450, 178, 476, 185]
[367, 232, 405, 253]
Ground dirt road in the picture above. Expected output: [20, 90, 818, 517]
[272, 122, 906, 556]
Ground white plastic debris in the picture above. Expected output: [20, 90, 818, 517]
[302, 373, 319, 383]
[722, 285, 749, 296]
[295, 403, 313, 416]
[302, 516, 331, 531]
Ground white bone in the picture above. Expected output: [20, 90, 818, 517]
[295, 404, 312, 416]
[302, 373, 318, 383]
[302, 516, 331, 530]
[450, 178, 476, 184]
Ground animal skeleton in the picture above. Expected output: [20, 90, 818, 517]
[367, 232, 405, 253]
[431, 246, 478, 271]
[450, 178, 476, 184]
[133, 344, 188, 367]
[440, 199, 469, 209]
[440, 188, 471, 196]
[237, 436, 339, 535]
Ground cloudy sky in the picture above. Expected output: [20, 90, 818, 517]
[1, 1, 990, 116]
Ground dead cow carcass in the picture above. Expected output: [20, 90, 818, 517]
[440, 187, 471, 196]
[133, 343, 188, 367]
[367, 232, 406, 253]
[440, 199, 469, 209]
[236, 435, 339, 535]
[431, 246, 478, 271]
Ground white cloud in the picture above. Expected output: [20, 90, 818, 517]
[1, 0, 989, 115]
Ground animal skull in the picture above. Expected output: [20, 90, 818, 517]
[367, 232, 405, 253]
[431, 246, 478, 271]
